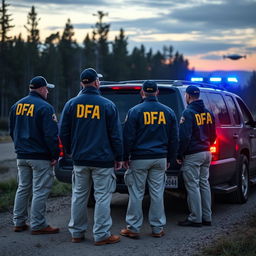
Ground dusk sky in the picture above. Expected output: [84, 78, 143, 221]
[9, 0, 256, 71]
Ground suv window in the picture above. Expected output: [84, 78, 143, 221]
[225, 95, 241, 125]
[101, 87, 182, 122]
[209, 93, 231, 125]
[236, 97, 254, 125]
[200, 92, 212, 111]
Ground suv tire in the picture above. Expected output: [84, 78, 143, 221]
[230, 155, 249, 204]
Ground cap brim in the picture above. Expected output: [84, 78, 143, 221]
[97, 74, 103, 78]
[46, 83, 55, 89]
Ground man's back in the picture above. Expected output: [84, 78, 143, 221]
[9, 91, 59, 160]
[124, 95, 178, 161]
[60, 86, 123, 167]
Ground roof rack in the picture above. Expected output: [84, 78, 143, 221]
[100, 80, 226, 91]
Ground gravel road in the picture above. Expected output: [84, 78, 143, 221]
[1, 188, 256, 256]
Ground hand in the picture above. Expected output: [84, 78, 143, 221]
[114, 161, 123, 170]
[123, 160, 130, 169]
[50, 159, 58, 166]
[176, 159, 182, 165]
[167, 162, 170, 169]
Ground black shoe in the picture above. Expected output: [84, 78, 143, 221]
[178, 219, 202, 227]
[202, 220, 212, 226]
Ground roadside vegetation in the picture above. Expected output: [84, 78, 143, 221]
[199, 214, 256, 256]
[0, 179, 71, 212]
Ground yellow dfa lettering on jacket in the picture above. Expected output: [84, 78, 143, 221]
[195, 112, 212, 126]
[16, 103, 34, 117]
[76, 104, 100, 119]
[143, 111, 166, 125]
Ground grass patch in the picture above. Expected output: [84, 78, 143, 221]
[0, 179, 17, 212]
[200, 216, 256, 256]
[50, 180, 71, 197]
[0, 179, 71, 212]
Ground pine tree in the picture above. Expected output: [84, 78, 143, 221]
[92, 11, 110, 76]
[0, 0, 14, 44]
[59, 18, 80, 101]
[83, 33, 96, 68]
[24, 5, 40, 44]
[109, 28, 129, 80]
[0, 0, 14, 118]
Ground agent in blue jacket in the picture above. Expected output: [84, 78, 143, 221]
[177, 85, 216, 227]
[120, 80, 179, 238]
[59, 68, 123, 245]
[9, 76, 60, 235]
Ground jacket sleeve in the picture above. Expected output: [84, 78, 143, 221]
[123, 109, 137, 161]
[9, 105, 16, 141]
[177, 110, 193, 159]
[41, 106, 60, 160]
[59, 102, 72, 155]
[167, 112, 179, 162]
[106, 103, 123, 162]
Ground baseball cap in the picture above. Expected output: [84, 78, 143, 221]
[29, 76, 55, 89]
[186, 85, 200, 96]
[80, 68, 103, 84]
[142, 80, 158, 93]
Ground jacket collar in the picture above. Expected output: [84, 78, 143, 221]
[144, 96, 158, 102]
[81, 86, 100, 95]
[29, 91, 47, 101]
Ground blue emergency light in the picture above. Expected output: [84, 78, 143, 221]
[210, 77, 222, 82]
[191, 77, 203, 82]
[227, 77, 238, 83]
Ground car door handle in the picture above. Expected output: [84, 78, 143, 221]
[249, 134, 255, 138]
[233, 134, 239, 139]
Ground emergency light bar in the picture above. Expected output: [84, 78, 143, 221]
[227, 77, 238, 83]
[210, 77, 222, 82]
[191, 77, 203, 82]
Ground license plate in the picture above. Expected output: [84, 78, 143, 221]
[166, 176, 178, 188]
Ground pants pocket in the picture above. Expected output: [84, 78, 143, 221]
[124, 169, 133, 186]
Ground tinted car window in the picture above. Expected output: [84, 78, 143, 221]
[101, 87, 182, 122]
[200, 92, 212, 111]
[225, 95, 241, 125]
[209, 93, 231, 125]
[236, 97, 254, 125]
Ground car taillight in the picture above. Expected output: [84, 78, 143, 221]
[58, 137, 64, 157]
[111, 86, 141, 90]
[210, 139, 219, 161]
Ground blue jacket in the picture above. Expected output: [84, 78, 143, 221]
[123, 96, 179, 162]
[59, 86, 123, 167]
[178, 99, 216, 159]
[9, 91, 60, 160]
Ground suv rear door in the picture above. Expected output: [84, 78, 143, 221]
[235, 97, 256, 174]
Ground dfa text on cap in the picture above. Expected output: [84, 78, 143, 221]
[142, 80, 158, 93]
[80, 68, 103, 84]
[29, 76, 55, 89]
[186, 85, 200, 96]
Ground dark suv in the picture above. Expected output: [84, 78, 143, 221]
[55, 80, 256, 203]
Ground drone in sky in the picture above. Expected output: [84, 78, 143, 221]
[223, 54, 247, 60]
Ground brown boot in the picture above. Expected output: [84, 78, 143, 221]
[14, 224, 29, 232]
[31, 225, 59, 235]
[71, 237, 85, 243]
[120, 228, 140, 238]
[94, 235, 120, 246]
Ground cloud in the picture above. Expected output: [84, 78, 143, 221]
[200, 54, 224, 60]
[170, 1, 256, 30]
[12, 0, 107, 5]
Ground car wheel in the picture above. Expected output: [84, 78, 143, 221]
[230, 155, 249, 204]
